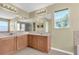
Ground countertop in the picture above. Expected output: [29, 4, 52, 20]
[0, 32, 50, 38]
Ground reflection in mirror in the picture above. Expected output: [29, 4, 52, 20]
[16, 21, 32, 32]
[0, 18, 9, 32]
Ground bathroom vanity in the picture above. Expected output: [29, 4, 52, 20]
[28, 34, 50, 52]
[0, 32, 50, 55]
[0, 36, 16, 55]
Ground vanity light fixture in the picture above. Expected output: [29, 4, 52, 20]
[16, 14, 27, 20]
[0, 4, 17, 12]
[35, 8, 47, 15]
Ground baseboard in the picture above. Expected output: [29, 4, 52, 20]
[51, 47, 74, 55]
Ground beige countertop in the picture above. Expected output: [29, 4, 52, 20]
[0, 32, 50, 38]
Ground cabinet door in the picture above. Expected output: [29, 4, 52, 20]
[16, 35, 27, 50]
[28, 35, 39, 49]
[28, 35, 33, 47]
[0, 37, 16, 55]
[32, 35, 38, 48]
[37, 36, 50, 53]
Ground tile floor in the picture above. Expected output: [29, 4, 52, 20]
[14, 47, 69, 55]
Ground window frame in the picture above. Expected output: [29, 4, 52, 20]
[54, 8, 70, 29]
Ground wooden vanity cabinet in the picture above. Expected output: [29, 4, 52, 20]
[28, 34, 50, 53]
[37, 36, 50, 52]
[16, 35, 28, 50]
[0, 34, 50, 54]
[28, 35, 38, 48]
[0, 37, 16, 55]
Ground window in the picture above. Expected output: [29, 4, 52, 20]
[0, 21, 8, 32]
[54, 8, 70, 29]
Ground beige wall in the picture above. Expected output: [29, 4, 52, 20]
[47, 4, 79, 53]
[47, 3, 74, 53]
[30, 3, 79, 53]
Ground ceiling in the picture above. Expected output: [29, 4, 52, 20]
[12, 3, 53, 12]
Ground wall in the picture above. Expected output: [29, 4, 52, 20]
[29, 3, 79, 53]
[47, 3, 74, 53]
[35, 18, 48, 33]
[47, 4, 79, 53]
